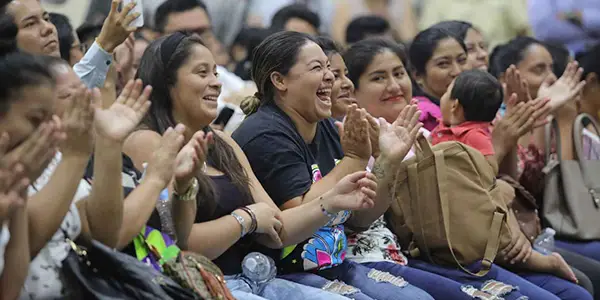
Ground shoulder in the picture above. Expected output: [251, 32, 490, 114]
[233, 107, 300, 147]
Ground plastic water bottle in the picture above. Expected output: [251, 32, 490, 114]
[242, 252, 276, 293]
[533, 228, 556, 255]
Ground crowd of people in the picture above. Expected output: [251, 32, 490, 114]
[0, 0, 599, 299]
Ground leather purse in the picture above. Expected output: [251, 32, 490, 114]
[498, 175, 541, 243]
[542, 114, 600, 240]
[61, 234, 197, 300]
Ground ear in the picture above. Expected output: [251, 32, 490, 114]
[450, 98, 462, 114]
[270, 71, 287, 93]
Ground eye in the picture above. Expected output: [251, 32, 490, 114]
[457, 56, 468, 65]
[312, 65, 323, 71]
[23, 21, 35, 28]
[372, 76, 385, 82]
[437, 61, 450, 68]
[393, 69, 405, 78]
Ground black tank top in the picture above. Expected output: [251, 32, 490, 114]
[195, 175, 255, 275]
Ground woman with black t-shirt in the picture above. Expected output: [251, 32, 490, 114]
[234, 31, 432, 300]
[124, 31, 379, 300]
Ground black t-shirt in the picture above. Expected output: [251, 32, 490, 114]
[195, 175, 256, 275]
[232, 103, 346, 273]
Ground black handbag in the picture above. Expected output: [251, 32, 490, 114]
[61, 233, 198, 300]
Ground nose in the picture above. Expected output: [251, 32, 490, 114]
[387, 76, 401, 94]
[450, 62, 463, 77]
[41, 19, 56, 38]
[209, 74, 222, 91]
[477, 48, 488, 61]
[341, 76, 354, 92]
[323, 68, 334, 84]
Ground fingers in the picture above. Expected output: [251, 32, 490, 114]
[360, 186, 377, 200]
[116, 80, 134, 104]
[505, 237, 524, 261]
[267, 227, 283, 247]
[91, 88, 103, 110]
[378, 117, 389, 132]
[124, 79, 143, 107]
[119, 1, 137, 24]
[174, 123, 186, 134]
[344, 171, 368, 184]
[357, 175, 377, 191]
[132, 85, 152, 114]
[512, 242, 531, 264]
[110, 0, 120, 15]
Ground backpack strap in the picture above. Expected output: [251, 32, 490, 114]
[435, 149, 505, 277]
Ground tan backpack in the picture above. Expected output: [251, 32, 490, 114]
[386, 136, 513, 276]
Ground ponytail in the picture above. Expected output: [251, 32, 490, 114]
[240, 93, 263, 116]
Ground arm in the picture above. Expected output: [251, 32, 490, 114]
[528, 0, 587, 44]
[73, 42, 113, 89]
[0, 207, 28, 299]
[27, 154, 89, 256]
[187, 213, 250, 259]
[81, 136, 123, 248]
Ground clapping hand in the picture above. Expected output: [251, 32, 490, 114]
[337, 105, 371, 160]
[61, 84, 95, 157]
[538, 61, 586, 112]
[174, 130, 213, 193]
[378, 104, 422, 163]
[96, 0, 141, 53]
[93, 79, 152, 143]
[145, 124, 186, 188]
[504, 65, 532, 104]
[323, 171, 377, 212]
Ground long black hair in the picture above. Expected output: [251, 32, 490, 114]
[489, 36, 545, 78]
[136, 32, 252, 209]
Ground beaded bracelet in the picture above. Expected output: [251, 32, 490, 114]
[239, 206, 257, 234]
[320, 198, 337, 219]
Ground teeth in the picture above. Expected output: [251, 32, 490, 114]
[317, 89, 331, 94]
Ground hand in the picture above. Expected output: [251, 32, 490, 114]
[323, 171, 377, 212]
[61, 84, 95, 157]
[538, 61, 586, 112]
[494, 95, 551, 147]
[114, 34, 135, 85]
[145, 124, 186, 188]
[96, 0, 141, 53]
[0, 164, 30, 221]
[93, 79, 152, 143]
[378, 104, 422, 162]
[367, 115, 381, 158]
[504, 65, 532, 104]
[174, 130, 213, 193]
[0, 121, 62, 181]
[500, 230, 533, 265]
[337, 104, 371, 160]
[245, 203, 283, 246]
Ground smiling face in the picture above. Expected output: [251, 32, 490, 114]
[8, 0, 60, 57]
[275, 41, 334, 123]
[464, 28, 489, 71]
[516, 44, 555, 99]
[417, 37, 468, 100]
[354, 49, 412, 123]
[170, 43, 222, 128]
[329, 52, 355, 120]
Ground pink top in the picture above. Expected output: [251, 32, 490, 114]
[415, 96, 442, 132]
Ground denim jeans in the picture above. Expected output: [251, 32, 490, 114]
[280, 260, 433, 300]
[409, 259, 592, 300]
[224, 274, 350, 300]
[556, 239, 600, 262]
[362, 261, 473, 299]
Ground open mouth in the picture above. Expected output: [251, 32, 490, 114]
[203, 95, 218, 102]
[316, 87, 332, 103]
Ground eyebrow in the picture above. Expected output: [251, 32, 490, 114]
[306, 59, 325, 66]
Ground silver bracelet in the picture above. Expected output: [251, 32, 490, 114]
[230, 211, 247, 237]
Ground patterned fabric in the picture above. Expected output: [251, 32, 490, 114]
[280, 161, 351, 273]
[415, 96, 442, 132]
[133, 226, 180, 272]
[21, 152, 90, 299]
[347, 217, 408, 265]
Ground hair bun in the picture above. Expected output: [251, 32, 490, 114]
[240, 95, 261, 116]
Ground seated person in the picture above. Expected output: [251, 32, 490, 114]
[432, 69, 577, 283]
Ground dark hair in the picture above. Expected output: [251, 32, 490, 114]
[270, 4, 320, 33]
[344, 37, 407, 90]
[577, 44, 600, 81]
[544, 42, 570, 77]
[76, 22, 102, 44]
[345, 15, 390, 45]
[240, 31, 317, 115]
[136, 32, 251, 209]
[49, 13, 74, 62]
[0, 52, 54, 115]
[155, 0, 208, 33]
[315, 35, 341, 56]
[409, 27, 467, 77]
[430, 20, 474, 41]
[232, 27, 273, 80]
[450, 69, 503, 122]
[489, 36, 544, 78]
[0, 7, 17, 56]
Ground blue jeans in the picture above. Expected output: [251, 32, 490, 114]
[409, 259, 591, 300]
[556, 239, 600, 262]
[225, 275, 350, 300]
[280, 260, 433, 300]
[362, 261, 473, 299]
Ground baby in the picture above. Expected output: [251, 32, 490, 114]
[431, 69, 576, 283]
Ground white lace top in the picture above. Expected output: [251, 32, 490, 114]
[20, 152, 91, 300]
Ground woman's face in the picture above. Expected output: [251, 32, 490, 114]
[8, 0, 60, 57]
[170, 43, 222, 128]
[329, 53, 355, 120]
[53, 64, 84, 117]
[354, 49, 412, 123]
[516, 44, 555, 99]
[0, 83, 55, 151]
[464, 28, 489, 71]
[132, 39, 149, 76]
[417, 37, 467, 99]
[278, 41, 334, 123]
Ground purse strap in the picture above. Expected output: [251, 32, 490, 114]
[435, 149, 504, 277]
[572, 113, 600, 206]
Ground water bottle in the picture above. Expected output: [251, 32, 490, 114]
[242, 252, 276, 293]
[533, 228, 556, 255]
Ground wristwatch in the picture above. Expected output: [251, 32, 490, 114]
[174, 177, 199, 201]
